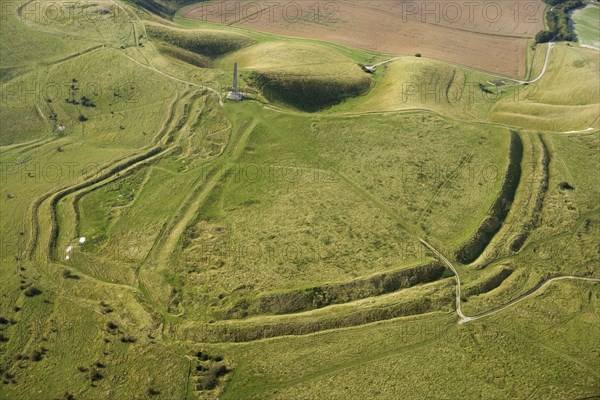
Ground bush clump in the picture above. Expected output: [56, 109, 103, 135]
[558, 181, 575, 191]
[197, 374, 218, 391]
[24, 286, 42, 297]
[536, 0, 585, 43]
[88, 369, 103, 382]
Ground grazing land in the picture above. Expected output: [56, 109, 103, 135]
[0, 0, 598, 399]
[573, 4, 600, 50]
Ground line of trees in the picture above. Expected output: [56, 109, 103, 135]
[536, 0, 585, 43]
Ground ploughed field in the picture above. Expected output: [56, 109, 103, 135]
[180, 0, 546, 77]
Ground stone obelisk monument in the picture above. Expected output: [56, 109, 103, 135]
[227, 62, 243, 101]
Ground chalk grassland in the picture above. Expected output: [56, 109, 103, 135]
[67, 105, 508, 324]
[489, 44, 600, 132]
[0, 1, 98, 70]
[145, 23, 373, 111]
[179, 0, 546, 77]
[219, 41, 371, 111]
[205, 281, 600, 400]
[342, 56, 507, 120]
[573, 4, 600, 50]
[459, 130, 600, 314]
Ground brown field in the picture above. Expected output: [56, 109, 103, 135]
[181, 0, 546, 77]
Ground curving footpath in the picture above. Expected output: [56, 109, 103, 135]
[419, 239, 600, 324]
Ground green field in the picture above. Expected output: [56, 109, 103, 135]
[0, 0, 599, 399]
[573, 5, 600, 50]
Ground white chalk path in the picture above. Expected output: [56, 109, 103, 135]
[419, 239, 600, 324]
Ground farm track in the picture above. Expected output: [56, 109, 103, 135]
[442, 42, 553, 85]
[463, 276, 600, 323]
[41, 44, 106, 67]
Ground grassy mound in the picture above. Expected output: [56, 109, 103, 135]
[349, 56, 506, 119]
[146, 24, 255, 59]
[223, 42, 372, 111]
[455, 131, 523, 264]
[224, 261, 446, 318]
[464, 266, 514, 297]
[179, 280, 454, 342]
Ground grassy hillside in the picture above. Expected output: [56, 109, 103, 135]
[490, 44, 600, 131]
[221, 42, 372, 111]
[207, 281, 599, 399]
[145, 24, 255, 59]
[573, 5, 600, 49]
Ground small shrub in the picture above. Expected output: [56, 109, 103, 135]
[197, 374, 218, 391]
[31, 350, 43, 362]
[24, 286, 41, 297]
[88, 369, 103, 382]
[147, 388, 161, 396]
[106, 322, 118, 331]
[209, 364, 228, 377]
[80, 96, 96, 108]
[415, 53, 422, 57]
[558, 181, 575, 191]
[0, 317, 8, 324]
[78, 115, 88, 122]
